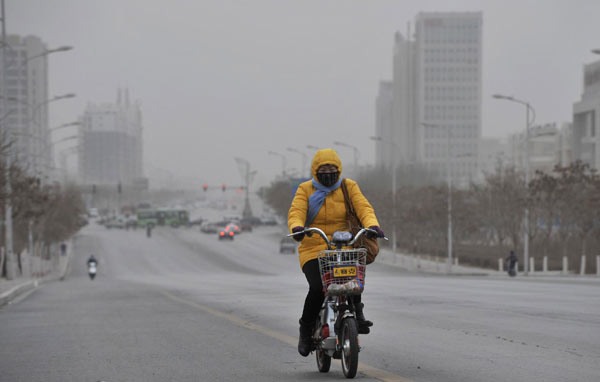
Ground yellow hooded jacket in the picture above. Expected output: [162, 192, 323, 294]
[288, 148, 380, 269]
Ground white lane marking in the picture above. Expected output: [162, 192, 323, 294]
[162, 290, 414, 382]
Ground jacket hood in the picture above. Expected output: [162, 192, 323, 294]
[311, 148, 343, 180]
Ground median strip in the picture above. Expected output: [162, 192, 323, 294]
[161, 290, 413, 382]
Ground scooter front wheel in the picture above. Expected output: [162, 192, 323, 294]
[340, 318, 359, 378]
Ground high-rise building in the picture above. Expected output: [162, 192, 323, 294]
[0, 35, 50, 178]
[375, 12, 483, 185]
[417, 12, 482, 184]
[79, 89, 143, 186]
[572, 59, 600, 169]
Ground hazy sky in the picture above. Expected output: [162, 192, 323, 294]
[7, 0, 600, 187]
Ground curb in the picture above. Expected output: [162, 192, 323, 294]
[0, 280, 37, 307]
[0, 236, 76, 307]
[376, 252, 497, 277]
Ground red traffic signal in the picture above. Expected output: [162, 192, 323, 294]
[222, 184, 226, 192]
[202, 184, 208, 192]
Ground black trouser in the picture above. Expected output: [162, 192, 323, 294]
[301, 259, 362, 323]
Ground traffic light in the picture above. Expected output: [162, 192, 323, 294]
[92, 184, 96, 194]
[202, 184, 208, 192]
[222, 184, 226, 192]
[117, 182, 122, 194]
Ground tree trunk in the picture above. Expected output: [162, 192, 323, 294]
[0, 247, 4, 278]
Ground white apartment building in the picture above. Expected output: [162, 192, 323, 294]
[508, 123, 559, 176]
[417, 12, 482, 185]
[572, 59, 600, 169]
[79, 89, 143, 186]
[375, 12, 483, 186]
[0, 35, 50, 178]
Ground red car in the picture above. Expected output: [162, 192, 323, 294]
[218, 224, 236, 240]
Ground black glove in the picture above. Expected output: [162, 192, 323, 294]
[291, 226, 305, 242]
[366, 225, 385, 239]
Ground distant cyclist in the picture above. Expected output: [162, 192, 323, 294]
[288, 148, 384, 357]
[87, 255, 98, 266]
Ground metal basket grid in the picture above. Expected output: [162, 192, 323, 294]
[318, 249, 367, 296]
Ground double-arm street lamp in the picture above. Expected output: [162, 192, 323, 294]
[268, 150, 287, 177]
[422, 122, 454, 273]
[370, 136, 398, 256]
[306, 144, 321, 151]
[492, 94, 536, 276]
[287, 147, 308, 178]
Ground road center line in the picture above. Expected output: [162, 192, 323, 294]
[161, 290, 414, 382]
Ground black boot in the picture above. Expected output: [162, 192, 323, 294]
[298, 319, 315, 356]
[355, 303, 373, 334]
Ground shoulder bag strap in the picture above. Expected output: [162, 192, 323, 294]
[341, 179, 361, 227]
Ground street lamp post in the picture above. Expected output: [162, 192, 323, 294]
[306, 145, 321, 151]
[492, 94, 536, 276]
[1, 1, 15, 279]
[370, 136, 398, 257]
[268, 150, 287, 177]
[286, 147, 308, 178]
[333, 141, 360, 175]
[422, 122, 453, 274]
[234, 157, 254, 218]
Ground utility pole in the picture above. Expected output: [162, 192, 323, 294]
[235, 157, 254, 218]
[1, 0, 15, 280]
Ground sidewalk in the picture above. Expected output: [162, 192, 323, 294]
[376, 248, 502, 276]
[376, 248, 600, 280]
[0, 238, 74, 307]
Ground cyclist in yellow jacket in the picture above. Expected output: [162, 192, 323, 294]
[288, 148, 385, 356]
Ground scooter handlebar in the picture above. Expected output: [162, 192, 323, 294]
[287, 227, 388, 249]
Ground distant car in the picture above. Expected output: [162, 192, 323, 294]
[239, 220, 253, 232]
[200, 222, 220, 233]
[218, 225, 236, 240]
[261, 216, 278, 226]
[227, 223, 241, 235]
[241, 216, 262, 226]
[188, 217, 204, 227]
[279, 238, 296, 254]
[105, 217, 126, 229]
[125, 216, 138, 229]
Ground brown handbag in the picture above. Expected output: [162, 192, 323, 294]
[340, 179, 379, 264]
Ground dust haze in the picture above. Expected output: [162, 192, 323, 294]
[7, 0, 600, 187]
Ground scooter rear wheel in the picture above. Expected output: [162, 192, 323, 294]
[340, 318, 359, 378]
[316, 348, 331, 373]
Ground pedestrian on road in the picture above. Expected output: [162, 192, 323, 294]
[506, 250, 518, 275]
[288, 148, 385, 357]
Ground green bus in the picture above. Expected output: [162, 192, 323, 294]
[137, 209, 189, 228]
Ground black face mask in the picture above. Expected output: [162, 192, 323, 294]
[317, 172, 339, 188]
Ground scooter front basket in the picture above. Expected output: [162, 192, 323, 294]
[318, 249, 367, 296]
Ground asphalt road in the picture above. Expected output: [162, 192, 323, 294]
[1, 223, 599, 382]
